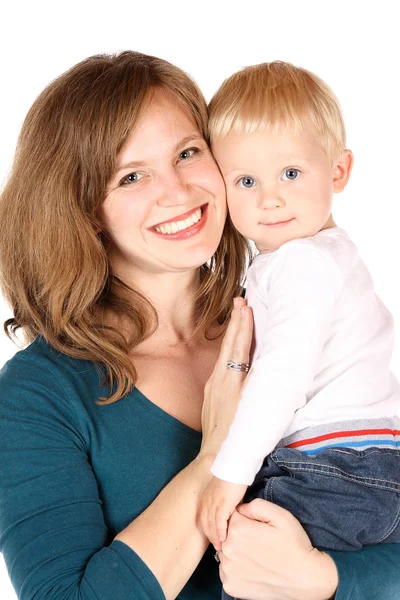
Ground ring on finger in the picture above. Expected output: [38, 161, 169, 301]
[227, 360, 250, 373]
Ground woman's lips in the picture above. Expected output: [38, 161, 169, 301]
[151, 204, 208, 241]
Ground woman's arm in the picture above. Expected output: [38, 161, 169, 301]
[218, 499, 400, 600]
[0, 354, 165, 600]
[326, 544, 400, 600]
[114, 454, 214, 598]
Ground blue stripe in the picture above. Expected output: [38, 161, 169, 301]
[300, 439, 400, 455]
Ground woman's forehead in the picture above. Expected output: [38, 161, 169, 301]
[116, 91, 202, 165]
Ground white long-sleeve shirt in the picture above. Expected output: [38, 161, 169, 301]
[211, 227, 400, 485]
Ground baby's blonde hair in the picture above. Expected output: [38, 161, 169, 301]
[209, 61, 346, 162]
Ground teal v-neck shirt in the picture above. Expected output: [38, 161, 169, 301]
[1, 337, 400, 599]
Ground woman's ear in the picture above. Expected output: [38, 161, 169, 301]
[332, 149, 354, 193]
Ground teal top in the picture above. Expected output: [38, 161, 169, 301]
[0, 337, 399, 599]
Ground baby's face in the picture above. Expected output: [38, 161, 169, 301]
[212, 127, 337, 253]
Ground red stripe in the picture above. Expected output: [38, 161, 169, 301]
[287, 429, 400, 449]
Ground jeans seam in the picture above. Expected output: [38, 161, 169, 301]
[327, 448, 400, 457]
[264, 477, 274, 502]
[375, 498, 400, 543]
[272, 459, 400, 488]
[270, 464, 400, 492]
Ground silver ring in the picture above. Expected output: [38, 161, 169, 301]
[227, 360, 250, 373]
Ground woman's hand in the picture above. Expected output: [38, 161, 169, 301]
[199, 296, 253, 460]
[219, 499, 338, 600]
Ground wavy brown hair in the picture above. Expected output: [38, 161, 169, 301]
[0, 51, 251, 403]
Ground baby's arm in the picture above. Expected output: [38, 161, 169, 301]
[212, 245, 343, 485]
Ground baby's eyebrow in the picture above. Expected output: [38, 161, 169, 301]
[220, 167, 244, 178]
[278, 156, 314, 164]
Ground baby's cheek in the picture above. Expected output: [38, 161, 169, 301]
[228, 205, 249, 234]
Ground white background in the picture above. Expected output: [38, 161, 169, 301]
[0, 1, 399, 597]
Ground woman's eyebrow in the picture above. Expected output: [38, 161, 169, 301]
[115, 134, 204, 174]
[174, 133, 203, 152]
[115, 160, 148, 174]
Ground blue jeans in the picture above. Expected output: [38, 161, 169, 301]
[222, 446, 400, 600]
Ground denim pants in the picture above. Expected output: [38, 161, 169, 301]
[221, 446, 400, 600]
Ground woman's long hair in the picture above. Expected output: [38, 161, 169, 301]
[0, 51, 251, 403]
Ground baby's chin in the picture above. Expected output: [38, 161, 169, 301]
[256, 224, 329, 253]
[255, 236, 295, 254]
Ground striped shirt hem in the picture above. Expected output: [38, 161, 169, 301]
[279, 418, 400, 455]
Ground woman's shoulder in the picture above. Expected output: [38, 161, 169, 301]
[1, 336, 97, 386]
[0, 336, 103, 428]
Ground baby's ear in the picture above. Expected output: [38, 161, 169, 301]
[332, 149, 354, 193]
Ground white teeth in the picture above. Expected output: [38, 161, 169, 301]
[193, 208, 202, 223]
[155, 208, 202, 234]
[177, 220, 186, 231]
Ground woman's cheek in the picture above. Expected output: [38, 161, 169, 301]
[202, 157, 226, 197]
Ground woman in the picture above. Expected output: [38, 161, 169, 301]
[0, 51, 398, 600]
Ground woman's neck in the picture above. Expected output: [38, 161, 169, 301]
[119, 268, 202, 350]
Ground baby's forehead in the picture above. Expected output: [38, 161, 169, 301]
[213, 125, 324, 153]
[212, 126, 330, 172]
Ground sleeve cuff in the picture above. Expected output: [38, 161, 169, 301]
[324, 545, 400, 600]
[83, 540, 166, 600]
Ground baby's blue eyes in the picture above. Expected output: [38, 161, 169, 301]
[237, 168, 301, 188]
[238, 176, 256, 188]
[282, 168, 300, 181]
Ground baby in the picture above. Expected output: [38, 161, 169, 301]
[200, 62, 400, 588]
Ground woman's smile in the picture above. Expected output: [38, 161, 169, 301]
[152, 204, 208, 239]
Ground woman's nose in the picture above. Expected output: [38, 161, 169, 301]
[156, 171, 190, 207]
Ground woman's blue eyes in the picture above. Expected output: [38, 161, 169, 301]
[179, 147, 198, 160]
[120, 172, 143, 186]
[119, 147, 199, 186]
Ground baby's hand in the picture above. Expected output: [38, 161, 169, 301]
[200, 476, 247, 551]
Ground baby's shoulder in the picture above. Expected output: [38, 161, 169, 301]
[251, 234, 342, 273]
[248, 231, 351, 295]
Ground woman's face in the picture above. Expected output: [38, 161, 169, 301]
[99, 90, 227, 280]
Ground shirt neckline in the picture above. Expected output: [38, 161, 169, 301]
[131, 386, 202, 439]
